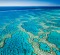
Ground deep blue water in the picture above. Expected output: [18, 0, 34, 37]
[0, 6, 60, 11]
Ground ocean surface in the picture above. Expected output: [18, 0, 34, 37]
[0, 7, 60, 55]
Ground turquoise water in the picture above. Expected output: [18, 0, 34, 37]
[0, 8, 60, 55]
[39, 42, 50, 52]
[52, 48, 60, 55]
[0, 31, 33, 55]
[39, 34, 46, 38]
[47, 31, 60, 49]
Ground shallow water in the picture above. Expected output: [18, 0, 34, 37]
[0, 8, 60, 55]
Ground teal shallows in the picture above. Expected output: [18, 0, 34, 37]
[43, 28, 52, 34]
[1, 21, 20, 35]
[32, 53, 37, 55]
[55, 51, 60, 55]
[39, 42, 50, 52]
[0, 31, 34, 55]
[45, 19, 60, 27]
[52, 19, 60, 23]
[19, 15, 30, 21]
[39, 34, 46, 38]
[0, 23, 19, 42]
[45, 22, 56, 27]
[52, 48, 60, 55]
[0, 12, 19, 24]
[43, 29, 48, 32]
[39, 35, 43, 38]
[47, 31, 60, 49]
[5, 23, 19, 34]
[0, 23, 6, 28]
[33, 38, 38, 42]
[53, 27, 60, 30]
[0, 29, 3, 35]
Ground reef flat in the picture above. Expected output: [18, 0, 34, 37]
[0, 8, 60, 55]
